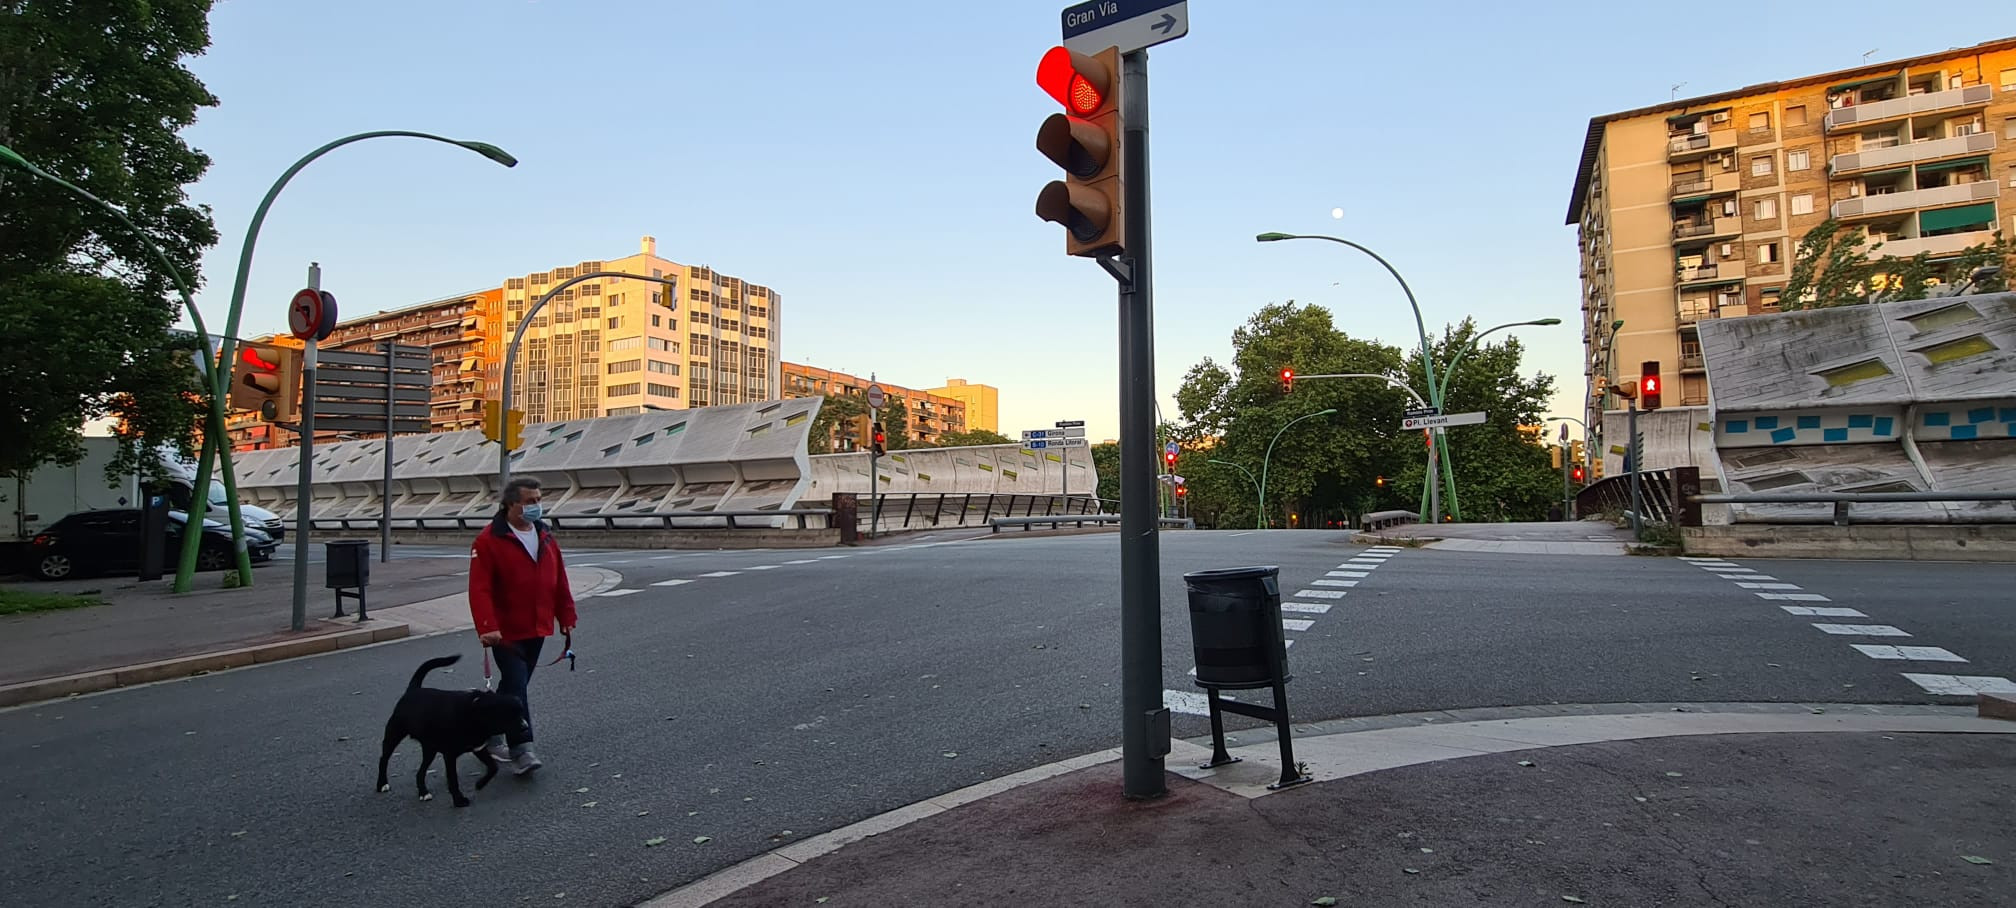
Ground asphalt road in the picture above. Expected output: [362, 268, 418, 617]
[1, 531, 2007, 907]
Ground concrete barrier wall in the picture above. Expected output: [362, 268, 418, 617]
[1683, 524, 2016, 562]
[806, 444, 1097, 497]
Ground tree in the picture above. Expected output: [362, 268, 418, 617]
[1782, 219, 2012, 310]
[807, 394, 865, 455]
[925, 428, 1013, 448]
[0, 0, 220, 480]
[1090, 441, 1120, 504]
[878, 397, 910, 451]
[1408, 320, 1561, 523]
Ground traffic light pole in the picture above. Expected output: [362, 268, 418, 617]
[1114, 48, 1167, 801]
[1561, 441, 1572, 521]
[290, 263, 321, 632]
[1627, 397, 1643, 540]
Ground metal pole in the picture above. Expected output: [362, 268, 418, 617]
[382, 342, 394, 562]
[1561, 441, 1572, 521]
[1627, 398, 1643, 539]
[869, 373, 880, 540]
[1426, 432, 1441, 523]
[1117, 48, 1165, 800]
[290, 263, 320, 632]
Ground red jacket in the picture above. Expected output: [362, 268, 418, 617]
[469, 519, 578, 643]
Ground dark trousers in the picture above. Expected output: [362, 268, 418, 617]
[490, 637, 545, 745]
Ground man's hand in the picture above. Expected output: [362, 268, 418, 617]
[560, 624, 575, 635]
[479, 631, 503, 646]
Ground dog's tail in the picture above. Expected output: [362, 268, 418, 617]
[408, 654, 462, 690]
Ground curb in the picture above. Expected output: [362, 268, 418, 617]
[1349, 532, 1436, 546]
[0, 621, 411, 709]
[634, 702, 2011, 908]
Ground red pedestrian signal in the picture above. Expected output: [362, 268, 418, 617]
[1640, 361, 1663, 411]
[1572, 465, 1586, 483]
[1034, 45, 1125, 258]
[227, 341, 302, 423]
[1280, 368, 1294, 395]
[872, 422, 886, 456]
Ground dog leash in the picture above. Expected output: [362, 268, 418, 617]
[545, 629, 575, 671]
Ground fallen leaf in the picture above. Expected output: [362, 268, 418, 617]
[231, 830, 247, 837]
[1420, 847, 1435, 854]
[643, 837, 667, 847]
[816, 899, 830, 905]
[1404, 868, 1420, 875]
[636, 810, 650, 817]
[943, 752, 959, 758]
[1634, 796, 1648, 803]
[692, 836, 712, 844]
[1665, 772, 1683, 778]
[1962, 855, 1994, 865]
[580, 801, 598, 808]
[1312, 898, 1339, 907]
[1564, 898, 1587, 905]
[575, 787, 590, 793]
[1517, 760, 1535, 767]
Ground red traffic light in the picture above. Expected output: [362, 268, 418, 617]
[1036, 46, 1109, 116]
[240, 347, 280, 371]
[1572, 465, 1586, 482]
[1640, 360, 1663, 411]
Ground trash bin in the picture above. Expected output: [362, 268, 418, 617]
[1183, 565, 1289, 689]
[325, 540, 371, 590]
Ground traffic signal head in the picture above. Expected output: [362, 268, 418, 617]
[871, 421, 886, 456]
[1164, 448, 1178, 468]
[1376, 475, 1387, 487]
[1175, 483, 1187, 498]
[227, 342, 301, 423]
[1572, 465, 1586, 483]
[1551, 446, 1564, 469]
[1034, 45, 1124, 258]
[1640, 361, 1663, 411]
[1280, 368, 1294, 395]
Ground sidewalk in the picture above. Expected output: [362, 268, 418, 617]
[0, 555, 618, 707]
[1357, 519, 1637, 556]
[653, 704, 2016, 908]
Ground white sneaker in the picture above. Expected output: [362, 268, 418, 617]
[509, 744, 543, 776]
[482, 736, 510, 763]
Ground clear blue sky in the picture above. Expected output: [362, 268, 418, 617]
[177, 0, 1997, 440]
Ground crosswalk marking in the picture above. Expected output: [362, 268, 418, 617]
[1282, 618, 1315, 632]
[1327, 571, 1370, 578]
[1293, 589, 1346, 600]
[650, 579, 693, 587]
[1780, 606, 1866, 617]
[697, 571, 741, 578]
[1850, 644, 1965, 662]
[1901, 674, 2016, 696]
[1756, 592, 1831, 602]
[1281, 602, 1332, 614]
[1811, 623, 1910, 637]
[1735, 582, 1802, 590]
[595, 588, 643, 597]
[1310, 579, 1357, 588]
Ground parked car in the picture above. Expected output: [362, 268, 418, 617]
[28, 509, 276, 581]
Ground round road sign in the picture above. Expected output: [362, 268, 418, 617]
[288, 288, 338, 341]
[866, 385, 886, 410]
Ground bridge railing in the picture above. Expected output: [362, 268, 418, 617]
[861, 493, 1110, 532]
[308, 509, 837, 533]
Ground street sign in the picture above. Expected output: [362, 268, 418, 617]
[288, 288, 336, 341]
[1058, 437, 1088, 447]
[1062, 0, 1188, 55]
[1164, 441, 1179, 456]
[1060, 425, 1086, 438]
[1403, 406, 1440, 419]
[1023, 428, 1066, 440]
[1401, 411, 1488, 431]
[866, 385, 886, 411]
[1055, 420, 1086, 428]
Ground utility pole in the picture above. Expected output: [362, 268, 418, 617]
[290, 263, 321, 632]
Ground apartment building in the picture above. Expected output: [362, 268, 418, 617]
[928, 378, 1000, 433]
[781, 363, 968, 450]
[506, 237, 780, 422]
[1567, 37, 2016, 433]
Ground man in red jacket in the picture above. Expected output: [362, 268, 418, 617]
[469, 476, 577, 775]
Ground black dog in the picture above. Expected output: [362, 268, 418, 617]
[376, 654, 527, 807]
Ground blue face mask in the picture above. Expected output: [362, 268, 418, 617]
[520, 503, 543, 523]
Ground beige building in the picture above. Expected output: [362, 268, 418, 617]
[780, 363, 968, 450]
[1568, 38, 2016, 437]
[928, 378, 999, 432]
[506, 237, 780, 422]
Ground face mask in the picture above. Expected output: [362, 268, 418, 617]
[520, 503, 543, 523]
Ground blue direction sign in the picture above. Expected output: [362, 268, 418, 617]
[1061, 0, 1188, 55]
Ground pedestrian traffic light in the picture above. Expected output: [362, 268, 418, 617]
[227, 341, 301, 423]
[1175, 484, 1187, 499]
[871, 422, 886, 456]
[1640, 361, 1663, 411]
[1280, 368, 1294, 395]
[1551, 446, 1564, 469]
[1572, 465, 1586, 483]
[482, 401, 525, 448]
[1164, 448, 1178, 470]
[1034, 45, 1124, 258]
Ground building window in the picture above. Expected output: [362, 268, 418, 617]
[1786, 149, 1810, 171]
[608, 359, 642, 375]
[1751, 155, 1773, 176]
[606, 383, 641, 397]
[1754, 198, 1778, 221]
[1757, 241, 1781, 264]
[651, 314, 662, 327]
[610, 337, 642, 352]
[691, 311, 710, 325]
[648, 337, 678, 353]
[2001, 68, 2016, 89]
[1749, 112, 1769, 131]
[1786, 105, 1807, 127]
[648, 360, 680, 376]
[1790, 193, 1814, 216]
[2005, 117, 2016, 140]
[607, 317, 623, 329]
[647, 383, 680, 398]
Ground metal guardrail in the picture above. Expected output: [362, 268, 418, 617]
[1576, 470, 1679, 524]
[990, 515, 1194, 533]
[865, 493, 1109, 531]
[309, 510, 835, 532]
[1692, 491, 2016, 526]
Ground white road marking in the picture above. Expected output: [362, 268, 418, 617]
[1756, 592, 1832, 602]
[784, 559, 819, 564]
[652, 555, 678, 560]
[1851, 644, 1966, 662]
[1281, 602, 1332, 614]
[1328, 571, 1370, 578]
[651, 579, 693, 587]
[1367, 546, 1402, 552]
[1780, 606, 1867, 617]
[818, 555, 849, 560]
[1811, 624, 1911, 637]
[1228, 532, 1255, 537]
[1900, 674, 2016, 696]
[1294, 590, 1347, 600]
[697, 571, 741, 578]
[1310, 579, 1357, 588]
[1282, 618, 1315, 632]
[1716, 574, 1777, 581]
[1345, 560, 1384, 567]
[596, 589, 643, 597]
[1284, 639, 1295, 648]
[1162, 690, 1211, 716]
[1735, 582, 1802, 590]
[747, 565, 780, 570]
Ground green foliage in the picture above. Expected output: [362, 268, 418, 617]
[1407, 322, 1561, 523]
[807, 394, 865, 455]
[0, 587, 105, 616]
[0, 0, 220, 480]
[1090, 441, 1120, 504]
[878, 396, 910, 451]
[1782, 219, 2012, 309]
[925, 428, 1014, 448]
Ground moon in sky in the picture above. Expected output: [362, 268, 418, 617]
[1330, 207, 1344, 219]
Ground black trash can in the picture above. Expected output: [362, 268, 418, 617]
[325, 540, 371, 590]
[1183, 565, 1288, 690]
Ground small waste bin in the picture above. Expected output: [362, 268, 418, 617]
[1183, 565, 1289, 689]
[325, 539, 371, 620]
[1182, 564, 1311, 790]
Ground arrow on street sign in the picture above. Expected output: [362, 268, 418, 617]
[1401, 411, 1488, 431]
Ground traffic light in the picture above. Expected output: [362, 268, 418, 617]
[1034, 45, 1124, 257]
[1572, 465, 1586, 483]
[227, 342, 301, 423]
[871, 422, 886, 456]
[1569, 439, 1585, 468]
[1613, 380, 1638, 401]
[1551, 446, 1564, 469]
[1375, 476, 1387, 487]
[1591, 458, 1606, 480]
[1164, 448, 1178, 470]
[1280, 368, 1295, 395]
[482, 401, 525, 449]
[1640, 361, 1663, 411]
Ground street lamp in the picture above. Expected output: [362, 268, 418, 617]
[1257, 231, 1456, 520]
[1430, 317, 1561, 519]
[1258, 407, 1337, 529]
[1207, 459, 1263, 530]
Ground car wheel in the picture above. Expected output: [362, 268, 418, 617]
[36, 553, 75, 581]
[196, 546, 231, 571]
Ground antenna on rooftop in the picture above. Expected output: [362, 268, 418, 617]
[1862, 48, 1879, 64]
[1670, 82, 1687, 100]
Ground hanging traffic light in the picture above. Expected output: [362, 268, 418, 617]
[1640, 361, 1663, 411]
[871, 422, 886, 456]
[1034, 45, 1124, 257]
[1280, 368, 1294, 395]
[227, 342, 302, 423]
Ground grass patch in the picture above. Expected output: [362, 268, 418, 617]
[0, 588, 106, 616]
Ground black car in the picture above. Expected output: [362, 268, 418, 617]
[29, 509, 277, 581]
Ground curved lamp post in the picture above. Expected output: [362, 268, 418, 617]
[1258, 407, 1337, 530]
[1207, 458, 1262, 530]
[1256, 231, 1454, 521]
[1429, 317, 1560, 519]
[179, 132, 515, 595]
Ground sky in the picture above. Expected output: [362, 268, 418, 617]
[171, 0, 2004, 441]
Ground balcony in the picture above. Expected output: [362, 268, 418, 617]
[1830, 132, 1995, 174]
[1672, 216, 1742, 241]
[1833, 179, 1999, 218]
[1667, 128, 1737, 161]
[1670, 171, 1741, 198]
[1679, 260, 1745, 286]
[1874, 229, 1999, 259]
[1824, 84, 1994, 131]
[1680, 352, 1706, 371]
